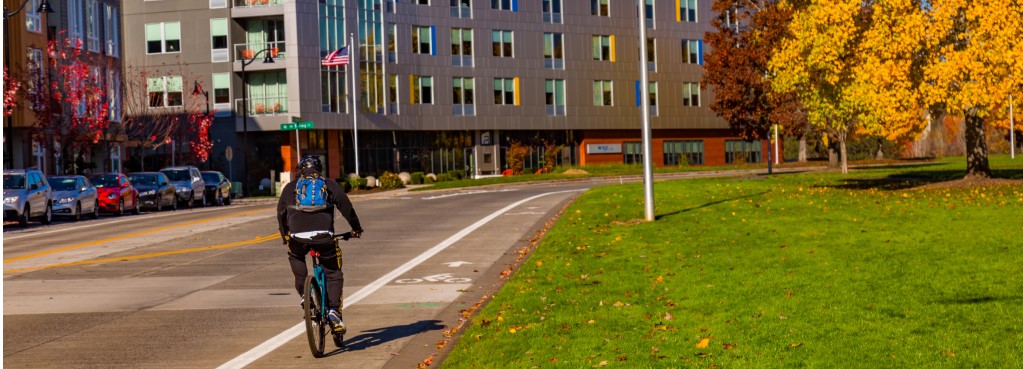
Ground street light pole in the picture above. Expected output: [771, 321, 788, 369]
[238, 47, 275, 196]
[638, 0, 654, 222]
[4, 0, 53, 169]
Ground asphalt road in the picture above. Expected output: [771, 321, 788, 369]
[3, 182, 591, 368]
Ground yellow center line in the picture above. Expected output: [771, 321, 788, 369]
[3, 208, 271, 264]
[3, 234, 279, 274]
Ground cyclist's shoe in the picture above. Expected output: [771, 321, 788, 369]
[327, 309, 346, 334]
[298, 298, 304, 308]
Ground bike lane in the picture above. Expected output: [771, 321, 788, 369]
[232, 187, 585, 369]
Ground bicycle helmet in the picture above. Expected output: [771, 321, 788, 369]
[297, 155, 322, 173]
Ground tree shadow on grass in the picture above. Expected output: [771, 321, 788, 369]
[826, 167, 1023, 191]
[656, 191, 770, 220]
[935, 296, 1023, 305]
[333, 319, 446, 354]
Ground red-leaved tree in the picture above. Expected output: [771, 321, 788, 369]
[27, 35, 110, 174]
[3, 67, 21, 117]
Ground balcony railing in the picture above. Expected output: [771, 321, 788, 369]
[234, 0, 283, 7]
[235, 97, 288, 116]
[234, 41, 286, 62]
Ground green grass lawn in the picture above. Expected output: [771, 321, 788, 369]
[441, 156, 1023, 368]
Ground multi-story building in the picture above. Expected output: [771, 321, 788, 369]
[121, 0, 768, 184]
[3, 0, 123, 173]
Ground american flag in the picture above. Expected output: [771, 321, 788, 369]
[321, 46, 349, 67]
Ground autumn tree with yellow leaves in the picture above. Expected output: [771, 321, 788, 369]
[923, 0, 1023, 178]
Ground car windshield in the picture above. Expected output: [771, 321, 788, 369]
[91, 175, 120, 188]
[162, 170, 191, 182]
[129, 174, 158, 186]
[3, 174, 26, 189]
[201, 173, 219, 183]
[51, 178, 79, 191]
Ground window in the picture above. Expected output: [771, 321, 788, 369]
[592, 35, 613, 61]
[544, 32, 564, 69]
[451, 0, 471, 18]
[247, 71, 287, 114]
[211, 19, 229, 62]
[416, 0, 429, 4]
[148, 76, 183, 108]
[26, 0, 42, 33]
[388, 74, 399, 114]
[412, 75, 433, 104]
[680, 0, 697, 22]
[542, 0, 562, 23]
[146, 22, 181, 54]
[210, 0, 228, 8]
[492, 0, 515, 11]
[646, 38, 656, 72]
[68, 0, 83, 48]
[386, 0, 397, 12]
[107, 69, 121, 121]
[545, 79, 566, 116]
[412, 25, 434, 55]
[26, 48, 43, 109]
[493, 78, 517, 106]
[644, 0, 654, 28]
[86, 0, 100, 52]
[492, 30, 513, 57]
[451, 28, 473, 67]
[664, 141, 704, 165]
[104, 5, 119, 56]
[648, 82, 657, 116]
[726, 140, 762, 163]
[452, 77, 475, 116]
[593, 80, 613, 106]
[624, 142, 643, 164]
[321, 69, 346, 113]
[591, 0, 609, 16]
[682, 82, 700, 106]
[212, 73, 230, 110]
[387, 23, 397, 63]
[683, 39, 703, 64]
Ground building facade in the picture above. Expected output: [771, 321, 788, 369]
[121, 0, 768, 185]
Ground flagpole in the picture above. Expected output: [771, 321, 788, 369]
[350, 33, 360, 176]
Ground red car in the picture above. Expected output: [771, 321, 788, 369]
[89, 173, 140, 216]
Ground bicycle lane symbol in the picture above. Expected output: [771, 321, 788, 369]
[394, 273, 472, 284]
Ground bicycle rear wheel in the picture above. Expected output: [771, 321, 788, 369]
[303, 275, 327, 358]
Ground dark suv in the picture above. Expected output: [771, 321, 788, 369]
[3, 168, 54, 226]
[159, 166, 207, 208]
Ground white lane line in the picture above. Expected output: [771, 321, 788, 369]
[421, 188, 518, 200]
[216, 189, 584, 369]
[2, 205, 267, 240]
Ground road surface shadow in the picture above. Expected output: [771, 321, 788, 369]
[335, 319, 446, 353]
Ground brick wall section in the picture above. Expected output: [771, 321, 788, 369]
[579, 129, 782, 167]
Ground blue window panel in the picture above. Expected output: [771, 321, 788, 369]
[697, 40, 704, 65]
[431, 26, 437, 55]
[512, 0, 518, 12]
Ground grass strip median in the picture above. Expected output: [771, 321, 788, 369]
[442, 156, 1023, 368]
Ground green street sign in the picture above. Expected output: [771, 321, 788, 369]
[280, 123, 297, 131]
[296, 121, 314, 130]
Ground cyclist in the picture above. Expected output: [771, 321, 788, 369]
[277, 155, 363, 334]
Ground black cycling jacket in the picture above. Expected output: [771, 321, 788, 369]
[276, 169, 362, 241]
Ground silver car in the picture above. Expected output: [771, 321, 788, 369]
[48, 175, 100, 221]
[3, 169, 54, 226]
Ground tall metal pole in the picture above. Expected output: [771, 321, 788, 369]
[351, 33, 361, 176]
[774, 124, 780, 164]
[638, 0, 655, 221]
[1010, 94, 1015, 159]
[241, 61, 249, 196]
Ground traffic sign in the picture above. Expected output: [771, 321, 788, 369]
[280, 122, 314, 130]
[296, 121, 314, 130]
[280, 123, 297, 131]
[225, 146, 233, 161]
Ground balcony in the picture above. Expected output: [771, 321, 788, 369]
[234, 0, 283, 7]
[235, 97, 288, 116]
[233, 41, 286, 72]
[232, 0, 284, 18]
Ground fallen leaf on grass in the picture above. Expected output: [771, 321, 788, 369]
[723, 343, 736, 350]
[945, 350, 956, 357]
[696, 338, 710, 348]
[597, 360, 608, 366]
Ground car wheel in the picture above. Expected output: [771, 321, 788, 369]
[91, 201, 100, 219]
[132, 196, 141, 215]
[117, 199, 125, 216]
[41, 202, 53, 225]
[19, 204, 30, 226]
[224, 194, 231, 206]
[172, 196, 178, 211]
[74, 202, 82, 221]
[216, 192, 223, 206]
[187, 194, 194, 209]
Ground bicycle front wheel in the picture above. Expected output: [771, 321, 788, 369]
[303, 275, 327, 358]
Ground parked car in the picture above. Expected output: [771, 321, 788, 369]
[159, 166, 206, 208]
[48, 175, 100, 221]
[3, 168, 53, 226]
[128, 172, 177, 211]
[89, 173, 140, 216]
[201, 171, 232, 206]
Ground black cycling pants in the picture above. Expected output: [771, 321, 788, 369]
[287, 238, 344, 311]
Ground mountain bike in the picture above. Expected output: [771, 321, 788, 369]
[304, 232, 352, 358]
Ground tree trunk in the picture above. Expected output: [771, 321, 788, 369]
[875, 137, 885, 160]
[765, 127, 773, 175]
[839, 135, 848, 174]
[964, 111, 991, 179]
[798, 135, 807, 163]
[828, 134, 839, 168]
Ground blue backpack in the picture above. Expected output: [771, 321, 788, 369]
[295, 174, 328, 212]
